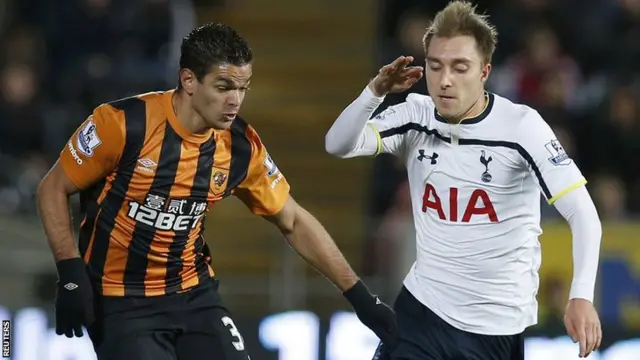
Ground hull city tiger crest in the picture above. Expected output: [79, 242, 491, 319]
[211, 166, 229, 195]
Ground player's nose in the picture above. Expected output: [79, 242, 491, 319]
[440, 73, 452, 89]
[227, 89, 242, 106]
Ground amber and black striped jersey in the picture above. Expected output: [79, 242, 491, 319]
[59, 90, 290, 297]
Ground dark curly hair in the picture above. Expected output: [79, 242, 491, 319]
[179, 23, 253, 86]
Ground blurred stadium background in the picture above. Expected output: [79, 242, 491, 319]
[0, 0, 639, 359]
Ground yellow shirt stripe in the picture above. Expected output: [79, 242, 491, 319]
[368, 122, 383, 156]
[547, 178, 587, 205]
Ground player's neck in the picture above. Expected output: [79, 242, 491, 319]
[172, 89, 209, 135]
[448, 92, 487, 124]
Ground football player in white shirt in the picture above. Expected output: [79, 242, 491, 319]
[324, 1, 602, 359]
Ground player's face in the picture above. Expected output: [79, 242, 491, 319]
[425, 35, 491, 121]
[193, 63, 252, 130]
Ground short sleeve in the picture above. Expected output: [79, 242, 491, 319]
[517, 110, 586, 204]
[233, 126, 290, 216]
[368, 100, 414, 156]
[59, 104, 126, 190]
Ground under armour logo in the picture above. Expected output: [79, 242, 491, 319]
[417, 149, 438, 164]
[63, 283, 78, 291]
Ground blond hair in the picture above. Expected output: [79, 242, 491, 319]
[423, 1, 498, 64]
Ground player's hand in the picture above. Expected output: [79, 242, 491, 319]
[369, 55, 424, 97]
[54, 257, 95, 338]
[343, 280, 397, 348]
[564, 298, 602, 358]
[202, 242, 212, 265]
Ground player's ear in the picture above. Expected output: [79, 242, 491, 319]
[480, 63, 491, 83]
[179, 68, 197, 95]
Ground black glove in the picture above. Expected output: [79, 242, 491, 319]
[54, 258, 95, 338]
[343, 280, 397, 347]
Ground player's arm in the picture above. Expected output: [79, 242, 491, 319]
[324, 56, 423, 158]
[517, 111, 602, 302]
[233, 126, 358, 290]
[234, 127, 397, 344]
[264, 197, 358, 290]
[517, 111, 602, 356]
[37, 163, 83, 261]
[36, 105, 125, 262]
[552, 187, 601, 301]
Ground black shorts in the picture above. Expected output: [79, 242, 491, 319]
[373, 286, 524, 360]
[87, 278, 250, 360]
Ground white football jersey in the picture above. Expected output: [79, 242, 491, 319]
[368, 92, 586, 335]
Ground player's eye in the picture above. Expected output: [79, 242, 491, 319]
[428, 65, 441, 71]
[216, 86, 231, 91]
[454, 67, 468, 73]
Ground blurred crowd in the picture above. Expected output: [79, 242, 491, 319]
[364, 0, 640, 298]
[0, 0, 206, 217]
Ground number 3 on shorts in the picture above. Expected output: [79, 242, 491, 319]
[222, 316, 245, 351]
